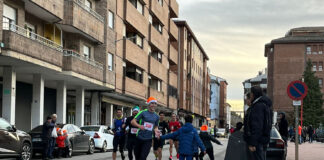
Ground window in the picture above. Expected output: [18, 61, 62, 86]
[129, 0, 144, 15]
[318, 61, 323, 71]
[157, 0, 163, 6]
[149, 14, 153, 24]
[108, 11, 114, 29]
[151, 51, 162, 63]
[3, 4, 16, 30]
[126, 62, 143, 83]
[83, 45, 90, 58]
[153, 22, 163, 33]
[319, 79, 323, 87]
[0, 118, 12, 130]
[313, 62, 317, 71]
[126, 32, 143, 48]
[168, 85, 178, 98]
[306, 46, 311, 54]
[108, 53, 114, 71]
[320, 45, 323, 54]
[313, 45, 318, 54]
[85, 0, 92, 11]
[26, 23, 36, 39]
[149, 75, 162, 92]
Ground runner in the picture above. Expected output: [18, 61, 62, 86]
[131, 97, 160, 160]
[125, 106, 140, 160]
[112, 109, 126, 160]
[169, 113, 181, 160]
[153, 111, 170, 160]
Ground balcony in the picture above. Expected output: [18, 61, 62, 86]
[60, 0, 104, 43]
[23, 0, 64, 22]
[150, 58, 167, 81]
[169, 45, 178, 64]
[150, 25, 168, 54]
[125, 39, 148, 70]
[125, 1, 149, 37]
[2, 22, 63, 67]
[169, 71, 177, 88]
[125, 77, 147, 99]
[63, 50, 104, 81]
[150, 88, 167, 106]
[169, 19, 178, 41]
[169, 96, 177, 110]
[169, 0, 179, 18]
[151, 0, 168, 25]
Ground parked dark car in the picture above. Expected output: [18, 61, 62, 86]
[0, 117, 32, 160]
[29, 124, 95, 158]
[267, 126, 287, 160]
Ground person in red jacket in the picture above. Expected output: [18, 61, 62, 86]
[168, 113, 181, 160]
[56, 128, 67, 158]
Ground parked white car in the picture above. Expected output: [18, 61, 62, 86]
[216, 128, 226, 138]
[80, 125, 114, 152]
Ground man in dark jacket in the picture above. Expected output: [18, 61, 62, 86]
[160, 114, 206, 160]
[278, 112, 288, 144]
[199, 125, 222, 160]
[308, 125, 314, 143]
[244, 86, 271, 160]
[42, 116, 55, 160]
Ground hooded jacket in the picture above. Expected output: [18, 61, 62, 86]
[199, 131, 221, 149]
[244, 96, 272, 146]
[278, 113, 288, 138]
[161, 123, 206, 155]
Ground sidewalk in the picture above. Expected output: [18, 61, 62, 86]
[287, 141, 324, 160]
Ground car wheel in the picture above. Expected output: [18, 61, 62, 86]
[88, 140, 95, 154]
[18, 143, 32, 160]
[101, 141, 107, 152]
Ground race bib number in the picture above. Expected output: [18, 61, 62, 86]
[131, 128, 138, 134]
[144, 122, 154, 131]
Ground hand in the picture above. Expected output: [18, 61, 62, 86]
[249, 146, 256, 152]
[139, 125, 145, 130]
[155, 130, 161, 139]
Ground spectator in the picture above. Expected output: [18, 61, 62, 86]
[42, 116, 54, 160]
[308, 125, 314, 143]
[234, 122, 243, 133]
[278, 112, 288, 144]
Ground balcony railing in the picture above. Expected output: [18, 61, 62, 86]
[63, 49, 104, 70]
[3, 22, 63, 52]
[74, 0, 104, 22]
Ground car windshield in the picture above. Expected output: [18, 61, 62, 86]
[271, 127, 281, 138]
[218, 129, 225, 132]
[30, 125, 43, 133]
[80, 126, 100, 131]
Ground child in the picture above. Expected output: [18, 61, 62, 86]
[160, 114, 206, 160]
[199, 125, 222, 160]
[56, 128, 67, 158]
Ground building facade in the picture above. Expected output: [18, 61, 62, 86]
[0, 0, 183, 131]
[219, 78, 228, 128]
[175, 20, 210, 127]
[243, 69, 267, 112]
[265, 27, 324, 113]
[209, 75, 220, 127]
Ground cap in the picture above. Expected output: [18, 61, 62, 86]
[147, 97, 157, 104]
[200, 125, 208, 132]
[132, 106, 140, 112]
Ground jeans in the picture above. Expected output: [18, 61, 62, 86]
[299, 135, 302, 144]
[309, 135, 313, 143]
[248, 144, 266, 160]
[48, 138, 56, 158]
[179, 154, 193, 160]
[42, 138, 50, 160]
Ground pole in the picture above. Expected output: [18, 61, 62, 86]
[300, 100, 303, 126]
[295, 105, 299, 160]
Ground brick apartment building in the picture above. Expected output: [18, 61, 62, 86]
[0, 0, 212, 131]
[265, 27, 324, 113]
[175, 20, 210, 127]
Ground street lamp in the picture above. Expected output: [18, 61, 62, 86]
[114, 36, 137, 44]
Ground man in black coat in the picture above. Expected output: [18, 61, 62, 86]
[278, 112, 288, 144]
[308, 125, 314, 143]
[42, 116, 55, 160]
[244, 86, 271, 160]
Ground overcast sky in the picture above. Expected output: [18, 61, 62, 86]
[177, 0, 324, 110]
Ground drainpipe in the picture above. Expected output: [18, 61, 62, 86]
[177, 25, 181, 116]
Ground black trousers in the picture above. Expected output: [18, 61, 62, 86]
[42, 138, 50, 160]
[134, 138, 152, 160]
[199, 148, 214, 160]
[247, 144, 267, 160]
[127, 136, 137, 160]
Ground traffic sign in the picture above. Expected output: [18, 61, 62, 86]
[287, 80, 308, 100]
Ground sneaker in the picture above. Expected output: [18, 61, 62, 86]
[169, 155, 173, 160]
